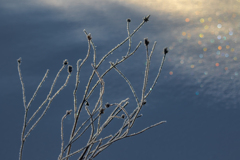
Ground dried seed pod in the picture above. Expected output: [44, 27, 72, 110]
[63, 59, 68, 65]
[127, 18, 131, 22]
[105, 103, 110, 108]
[66, 110, 72, 116]
[142, 100, 146, 105]
[68, 65, 73, 73]
[121, 114, 125, 119]
[17, 57, 21, 64]
[99, 108, 105, 115]
[164, 47, 168, 54]
[87, 33, 92, 41]
[143, 16, 149, 22]
[144, 38, 149, 46]
[85, 101, 89, 106]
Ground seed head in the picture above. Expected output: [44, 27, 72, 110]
[87, 33, 92, 41]
[66, 110, 72, 116]
[142, 100, 146, 105]
[127, 18, 131, 22]
[121, 114, 125, 119]
[17, 57, 21, 64]
[85, 101, 89, 106]
[164, 47, 168, 54]
[63, 59, 68, 65]
[143, 16, 150, 22]
[68, 65, 73, 73]
[144, 38, 149, 46]
[105, 103, 110, 108]
[99, 108, 105, 115]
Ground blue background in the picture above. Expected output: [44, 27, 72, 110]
[1, 0, 240, 159]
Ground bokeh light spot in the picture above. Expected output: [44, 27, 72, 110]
[215, 63, 219, 67]
[218, 46, 222, 50]
[231, 48, 235, 52]
[210, 39, 215, 43]
[169, 71, 173, 75]
[217, 24, 222, 28]
[226, 45, 230, 49]
[185, 18, 190, 22]
[208, 17, 212, 22]
[203, 48, 207, 52]
[225, 67, 228, 71]
[200, 18, 204, 23]
[182, 32, 186, 36]
[233, 57, 237, 60]
[191, 65, 195, 68]
[199, 33, 204, 38]
[198, 41, 202, 45]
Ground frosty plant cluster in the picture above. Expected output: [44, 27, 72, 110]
[17, 15, 169, 160]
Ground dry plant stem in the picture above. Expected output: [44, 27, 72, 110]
[149, 41, 157, 60]
[85, 107, 95, 143]
[60, 115, 67, 159]
[126, 120, 166, 137]
[73, 39, 91, 118]
[88, 138, 103, 160]
[18, 15, 169, 160]
[91, 46, 168, 158]
[79, 107, 94, 160]
[90, 101, 129, 155]
[126, 44, 163, 128]
[126, 20, 132, 56]
[66, 39, 142, 158]
[26, 70, 49, 126]
[129, 45, 150, 129]
[96, 15, 150, 69]
[63, 15, 165, 159]
[67, 100, 129, 159]
[99, 99, 129, 131]
[91, 121, 166, 158]
[70, 109, 100, 144]
[73, 58, 82, 118]
[24, 71, 71, 140]
[91, 64, 105, 135]
[142, 45, 150, 103]
[111, 64, 140, 107]
[18, 61, 70, 160]
[59, 110, 72, 160]
[18, 64, 49, 160]
[144, 51, 167, 99]
[63, 114, 100, 153]
[81, 101, 130, 160]
[111, 42, 155, 131]
[86, 41, 142, 100]
[110, 45, 164, 140]
[26, 70, 49, 109]
[17, 61, 27, 109]
[91, 63, 105, 113]
[61, 135, 112, 160]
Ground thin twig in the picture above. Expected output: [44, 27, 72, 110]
[145, 49, 167, 99]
